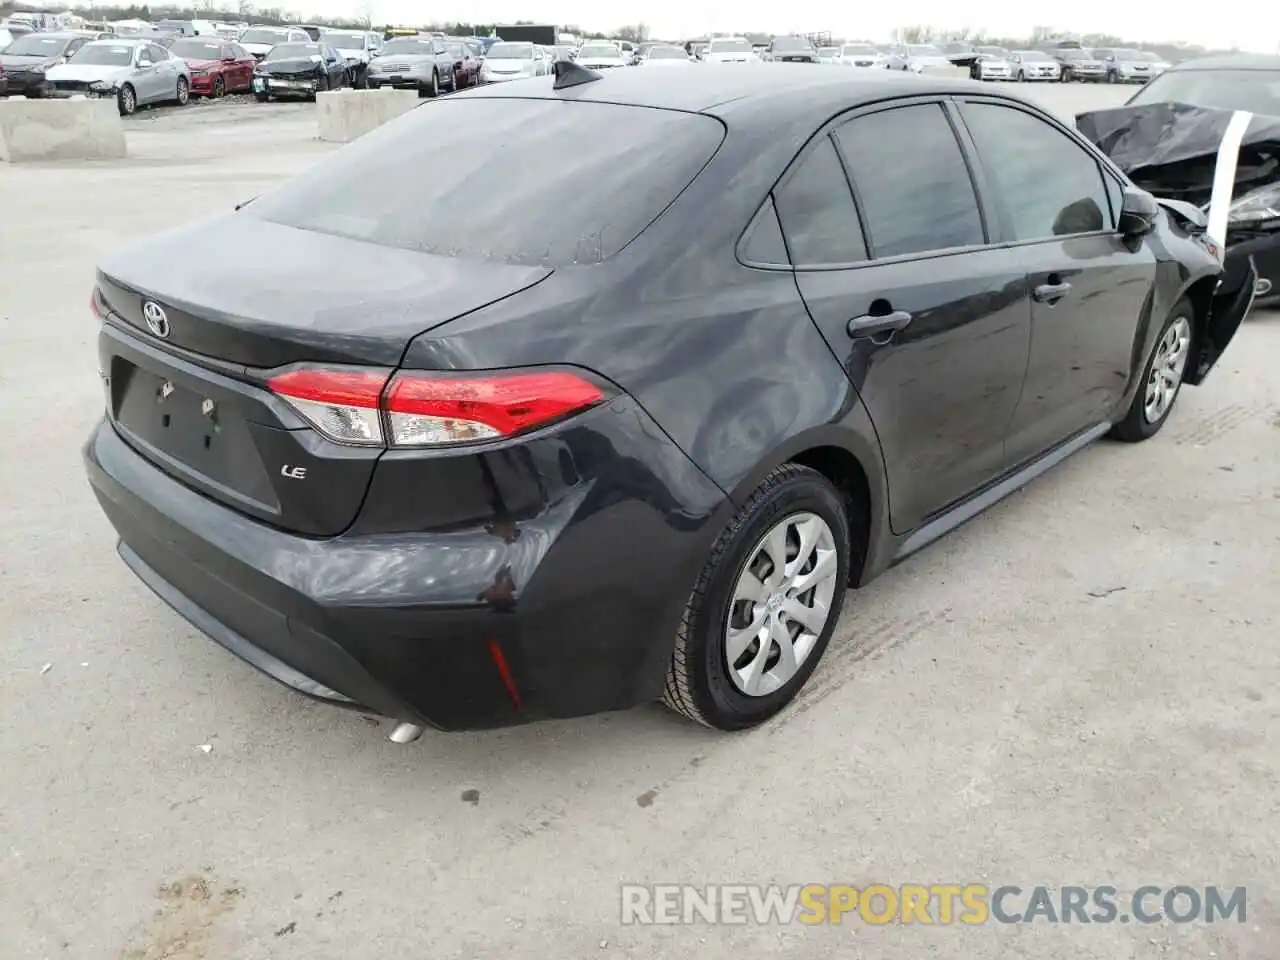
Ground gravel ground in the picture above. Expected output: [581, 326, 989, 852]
[1, 80, 1277, 960]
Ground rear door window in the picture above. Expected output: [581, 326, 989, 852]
[835, 103, 985, 258]
[772, 136, 867, 266]
[246, 99, 725, 267]
[960, 101, 1112, 239]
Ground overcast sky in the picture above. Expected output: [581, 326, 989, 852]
[287, 0, 1276, 52]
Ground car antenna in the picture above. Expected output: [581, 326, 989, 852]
[552, 59, 603, 89]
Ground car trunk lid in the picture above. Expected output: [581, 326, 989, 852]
[95, 215, 551, 535]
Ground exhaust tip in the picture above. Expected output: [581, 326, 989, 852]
[388, 722, 424, 744]
[1255, 278, 1273, 297]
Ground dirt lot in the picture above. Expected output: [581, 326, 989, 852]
[1, 82, 1277, 960]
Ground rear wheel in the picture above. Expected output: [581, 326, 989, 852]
[116, 83, 136, 116]
[253, 91, 269, 102]
[175, 76, 189, 105]
[1110, 299, 1194, 442]
[662, 465, 852, 730]
[427, 69, 439, 97]
[1017, 69, 1025, 81]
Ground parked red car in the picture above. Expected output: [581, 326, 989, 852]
[168, 37, 255, 98]
[444, 39, 482, 89]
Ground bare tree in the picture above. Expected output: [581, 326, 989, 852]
[898, 24, 935, 43]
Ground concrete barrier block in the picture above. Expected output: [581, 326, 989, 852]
[0, 95, 126, 162]
[316, 88, 420, 143]
[918, 65, 974, 81]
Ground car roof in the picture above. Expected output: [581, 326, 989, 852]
[464, 65, 991, 124]
[1168, 53, 1280, 72]
[85, 37, 148, 46]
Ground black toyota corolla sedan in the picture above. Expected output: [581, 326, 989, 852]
[84, 64, 1254, 737]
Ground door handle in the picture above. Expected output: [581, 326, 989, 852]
[1033, 281, 1072, 304]
[848, 309, 913, 340]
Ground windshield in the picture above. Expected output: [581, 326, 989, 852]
[324, 31, 366, 47]
[580, 44, 620, 58]
[909, 44, 943, 55]
[842, 44, 875, 55]
[3, 34, 69, 56]
[1138, 51, 1162, 61]
[486, 42, 531, 58]
[170, 39, 223, 59]
[709, 39, 750, 53]
[1129, 69, 1280, 115]
[445, 42, 469, 57]
[977, 46, 1008, 56]
[70, 43, 135, 65]
[1113, 48, 1140, 60]
[772, 39, 810, 53]
[380, 38, 433, 55]
[647, 46, 685, 59]
[240, 29, 286, 44]
[266, 43, 319, 60]
[1059, 49, 1089, 60]
[1018, 50, 1051, 61]
[247, 99, 725, 267]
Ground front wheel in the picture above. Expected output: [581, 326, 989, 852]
[663, 464, 853, 730]
[253, 91, 269, 102]
[1109, 300, 1194, 442]
[426, 69, 439, 97]
[212, 75, 225, 98]
[175, 76, 189, 105]
[1107, 71, 1117, 83]
[116, 83, 136, 115]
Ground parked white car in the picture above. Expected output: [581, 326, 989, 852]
[238, 25, 310, 60]
[1008, 50, 1062, 81]
[321, 28, 376, 87]
[703, 37, 753, 64]
[836, 42, 885, 67]
[577, 41, 629, 69]
[886, 43, 951, 72]
[639, 44, 694, 66]
[479, 41, 548, 81]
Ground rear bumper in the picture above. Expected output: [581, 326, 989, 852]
[83, 396, 728, 731]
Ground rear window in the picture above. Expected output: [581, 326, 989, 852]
[246, 99, 725, 267]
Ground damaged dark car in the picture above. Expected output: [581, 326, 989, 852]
[1078, 54, 1280, 305]
[84, 69, 1253, 738]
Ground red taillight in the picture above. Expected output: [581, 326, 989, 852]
[385, 371, 605, 446]
[267, 367, 390, 446]
[266, 366, 606, 448]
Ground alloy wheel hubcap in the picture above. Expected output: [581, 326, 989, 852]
[725, 512, 839, 697]
[1144, 317, 1191, 423]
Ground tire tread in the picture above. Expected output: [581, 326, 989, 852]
[662, 463, 833, 728]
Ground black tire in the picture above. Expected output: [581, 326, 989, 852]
[117, 83, 136, 116]
[1109, 299, 1195, 442]
[353, 66, 368, 89]
[212, 75, 225, 98]
[253, 91, 269, 102]
[175, 76, 189, 105]
[1107, 70, 1117, 83]
[426, 69, 439, 97]
[1016, 69, 1025, 82]
[662, 464, 854, 731]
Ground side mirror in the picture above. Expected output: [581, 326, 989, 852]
[1118, 188, 1159, 237]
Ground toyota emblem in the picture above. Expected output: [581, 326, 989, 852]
[142, 301, 170, 339]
